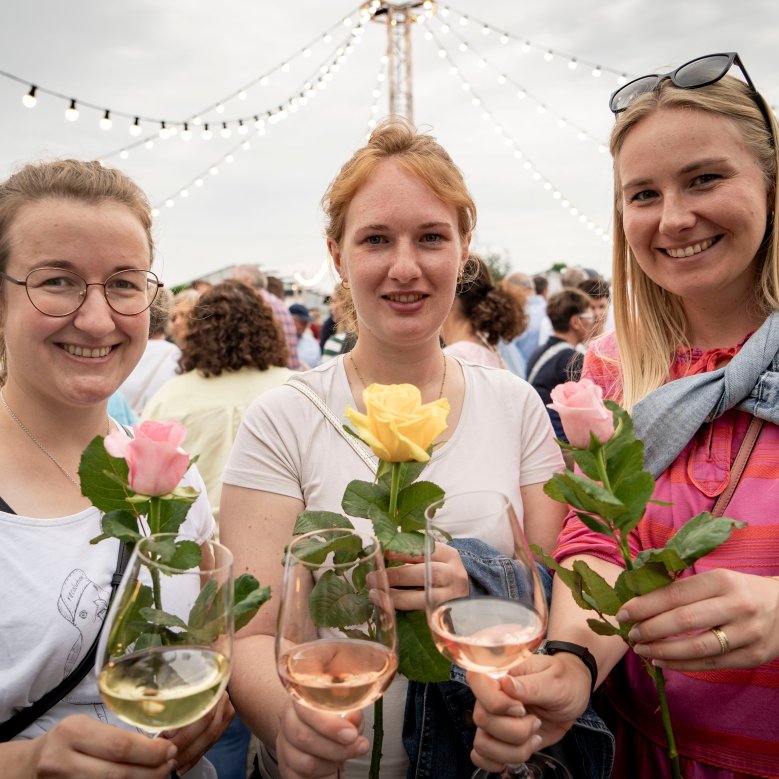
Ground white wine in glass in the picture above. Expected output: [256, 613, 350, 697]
[424, 490, 572, 779]
[97, 533, 233, 734]
[276, 527, 398, 771]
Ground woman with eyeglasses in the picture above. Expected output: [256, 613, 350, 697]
[468, 54, 779, 778]
[0, 160, 229, 777]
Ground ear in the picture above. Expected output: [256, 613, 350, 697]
[328, 238, 345, 280]
[459, 232, 472, 275]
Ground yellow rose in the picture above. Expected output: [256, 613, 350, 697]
[345, 383, 450, 463]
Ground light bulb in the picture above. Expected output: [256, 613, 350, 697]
[65, 99, 79, 122]
[238, 90, 247, 100]
[201, 124, 213, 140]
[237, 120, 248, 135]
[220, 123, 232, 138]
[181, 123, 192, 141]
[99, 110, 112, 130]
[129, 117, 142, 136]
[215, 103, 225, 114]
[22, 86, 37, 108]
[119, 149, 129, 160]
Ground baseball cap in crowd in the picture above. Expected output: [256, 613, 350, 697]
[289, 303, 312, 322]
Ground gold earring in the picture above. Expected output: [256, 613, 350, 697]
[341, 278, 350, 290]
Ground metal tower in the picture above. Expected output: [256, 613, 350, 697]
[367, 1, 436, 123]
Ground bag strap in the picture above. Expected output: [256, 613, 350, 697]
[286, 377, 376, 475]
[527, 341, 573, 385]
[711, 415, 764, 517]
[0, 540, 131, 742]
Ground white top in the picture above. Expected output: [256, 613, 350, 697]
[443, 339, 504, 369]
[223, 355, 563, 779]
[0, 465, 216, 778]
[120, 338, 182, 413]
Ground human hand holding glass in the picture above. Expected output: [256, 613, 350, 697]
[96, 534, 233, 738]
[424, 490, 571, 779]
[275, 528, 398, 777]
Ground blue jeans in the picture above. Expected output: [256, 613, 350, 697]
[206, 714, 251, 778]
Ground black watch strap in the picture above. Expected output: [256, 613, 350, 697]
[537, 640, 598, 694]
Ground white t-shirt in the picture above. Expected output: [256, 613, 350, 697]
[223, 355, 563, 779]
[120, 338, 182, 414]
[0, 465, 216, 778]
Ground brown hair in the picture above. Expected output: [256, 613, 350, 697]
[179, 280, 288, 376]
[609, 74, 779, 408]
[455, 256, 525, 344]
[546, 288, 592, 332]
[322, 117, 476, 248]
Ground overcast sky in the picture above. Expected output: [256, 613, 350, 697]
[1, 0, 777, 289]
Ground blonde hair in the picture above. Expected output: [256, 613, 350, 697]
[609, 75, 779, 409]
[322, 117, 476, 247]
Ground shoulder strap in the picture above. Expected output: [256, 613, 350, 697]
[711, 415, 764, 517]
[0, 541, 131, 742]
[527, 341, 573, 385]
[286, 377, 376, 475]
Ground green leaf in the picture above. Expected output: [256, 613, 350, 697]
[586, 618, 622, 637]
[385, 531, 425, 557]
[633, 547, 687, 574]
[97, 510, 142, 543]
[396, 481, 445, 532]
[106, 582, 154, 655]
[138, 606, 188, 630]
[342, 479, 390, 520]
[544, 473, 627, 520]
[537, 553, 593, 612]
[133, 631, 163, 651]
[396, 610, 451, 682]
[78, 436, 132, 512]
[233, 573, 271, 632]
[574, 511, 615, 537]
[294, 511, 354, 534]
[293, 532, 363, 566]
[570, 448, 603, 482]
[366, 505, 400, 548]
[616, 563, 673, 598]
[379, 460, 427, 492]
[154, 498, 191, 537]
[166, 540, 202, 571]
[574, 561, 623, 616]
[665, 512, 746, 566]
[309, 570, 372, 627]
[612, 471, 655, 533]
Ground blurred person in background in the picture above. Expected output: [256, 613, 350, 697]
[527, 288, 595, 442]
[169, 287, 201, 348]
[119, 287, 181, 414]
[289, 303, 322, 369]
[441, 255, 524, 369]
[320, 282, 356, 360]
[232, 264, 301, 370]
[513, 271, 552, 362]
[578, 277, 612, 342]
[143, 280, 290, 519]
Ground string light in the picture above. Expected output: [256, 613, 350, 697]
[129, 117, 142, 136]
[65, 99, 79, 122]
[99, 110, 112, 130]
[22, 85, 37, 108]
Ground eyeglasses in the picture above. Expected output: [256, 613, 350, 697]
[577, 312, 596, 322]
[609, 52, 774, 142]
[0, 267, 163, 317]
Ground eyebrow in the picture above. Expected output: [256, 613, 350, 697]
[356, 221, 454, 232]
[622, 157, 731, 190]
[30, 259, 145, 272]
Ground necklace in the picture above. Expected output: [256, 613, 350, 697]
[350, 351, 448, 400]
[0, 389, 108, 488]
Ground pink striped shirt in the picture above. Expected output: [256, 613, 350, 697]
[554, 333, 779, 778]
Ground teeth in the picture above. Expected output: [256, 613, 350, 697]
[389, 294, 422, 303]
[62, 344, 112, 358]
[666, 238, 715, 258]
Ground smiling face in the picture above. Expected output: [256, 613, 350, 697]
[1, 198, 151, 408]
[617, 107, 770, 311]
[329, 159, 469, 351]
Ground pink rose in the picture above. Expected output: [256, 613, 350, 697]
[104, 420, 190, 496]
[548, 379, 614, 449]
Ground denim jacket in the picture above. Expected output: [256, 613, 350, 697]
[403, 538, 614, 779]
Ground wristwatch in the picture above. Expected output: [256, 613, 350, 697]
[536, 640, 598, 694]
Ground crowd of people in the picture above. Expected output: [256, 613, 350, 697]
[1, 50, 778, 779]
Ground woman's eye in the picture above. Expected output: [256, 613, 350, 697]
[365, 235, 386, 245]
[628, 189, 657, 203]
[692, 173, 721, 186]
[421, 233, 443, 243]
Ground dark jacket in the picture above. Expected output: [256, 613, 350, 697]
[403, 537, 614, 779]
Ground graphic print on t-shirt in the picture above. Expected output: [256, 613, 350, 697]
[57, 569, 109, 675]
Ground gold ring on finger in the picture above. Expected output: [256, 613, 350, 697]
[710, 626, 730, 655]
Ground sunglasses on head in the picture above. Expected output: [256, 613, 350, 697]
[609, 52, 774, 142]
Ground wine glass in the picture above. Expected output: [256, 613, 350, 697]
[96, 533, 233, 736]
[424, 490, 572, 779]
[275, 528, 397, 775]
